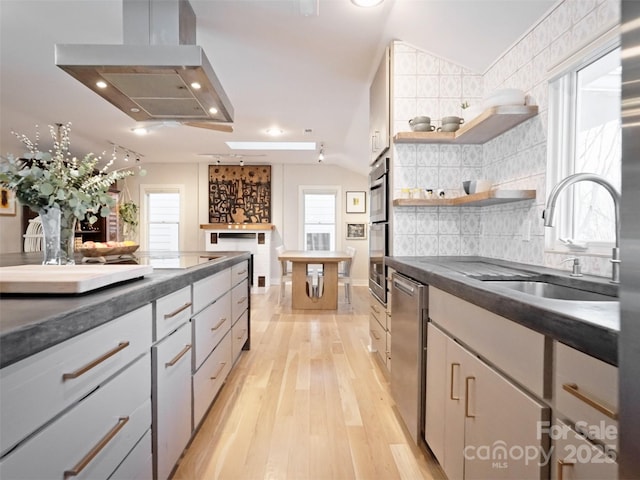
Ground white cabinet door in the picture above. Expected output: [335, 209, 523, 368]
[443, 335, 469, 480]
[369, 46, 390, 161]
[425, 322, 447, 466]
[152, 322, 192, 480]
[463, 346, 550, 480]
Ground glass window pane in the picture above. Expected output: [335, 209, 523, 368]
[148, 192, 180, 251]
[303, 192, 336, 251]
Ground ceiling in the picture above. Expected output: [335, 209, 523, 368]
[0, 0, 555, 176]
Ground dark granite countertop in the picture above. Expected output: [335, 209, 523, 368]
[0, 251, 251, 368]
[385, 256, 619, 366]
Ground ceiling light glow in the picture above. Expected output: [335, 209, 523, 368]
[96, 80, 107, 89]
[132, 127, 148, 135]
[191, 82, 202, 90]
[351, 0, 383, 6]
[265, 128, 284, 136]
[209, 107, 218, 115]
[226, 141, 316, 151]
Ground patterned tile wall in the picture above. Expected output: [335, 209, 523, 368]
[391, 0, 620, 278]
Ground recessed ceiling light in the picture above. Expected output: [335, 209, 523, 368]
[226, 141, 316, 151]
[191, 82, 202, 90]
[351, 0, 383, 6]
[132, 127, 148, 135]
[130, 107, 140, 113]
[96, 80, 107, 89]
[265, 128, 284, 136]
[209, 107, 218, 115]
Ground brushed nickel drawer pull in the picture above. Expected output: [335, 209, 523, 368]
[449, 363, 460, 400]
[562, 383, 618, 420]
[237, 296, 248, 305]
[64, 416, 129, 478]
[557, 459, 575, 480]
[62, 341, 130, 380]
[371, 304, 380, 314]
[370, 329, 381, 341]
[164, 302, 192, 319]
[237, 269, 247, 275]
[211, 318, 227, 331]
[465, 376, 476, 418]
[165, 344, 192, 367]
[210, 362, 227, 380]
[237, 329, 247, 340]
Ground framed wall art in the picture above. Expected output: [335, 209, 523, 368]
[208, 165, 271, 223]
[346, 191, 366, 213]
[0, 188, 16, 216]
[345, 222, 367, 240]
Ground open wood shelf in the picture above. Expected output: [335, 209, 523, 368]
[393, 189, 537, 207]
[393, 105, 539, 145]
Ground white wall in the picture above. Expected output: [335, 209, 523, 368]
[0, 210, 24, 253]
[391, 0, 620, 278]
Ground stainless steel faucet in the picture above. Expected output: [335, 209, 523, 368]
[543, 173, 621, 284]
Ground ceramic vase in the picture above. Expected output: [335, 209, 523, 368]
[39, 206, 77, 265]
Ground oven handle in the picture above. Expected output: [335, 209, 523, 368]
[370, 176, 385, 190]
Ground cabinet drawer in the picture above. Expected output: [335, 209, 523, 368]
[555, 342, 618, 451]
[386, 332, 391, 369]
[0, 304, 152, 456]
[152, 322, 193, 480]
[430, 287, 546, 398]
[370, 296, 387, 331]
[369, 314, 386, 365]
[552, 419, 617, 480]
[155, 286, 192, 341]
[109, 429, 152, 480]
[231, 260, 249, 287]
[231, 279, 249, 322]
[192, 293, 231, 370]
[0, 355, 151, 479]
[192, 269, 231, 315]
[231, 310, 249, 364]
[193, 331, 232, 429]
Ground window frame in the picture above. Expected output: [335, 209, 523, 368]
[139, 184, 185, 252]
[299, 185, 342, 252]
[546, 37, 621, 256]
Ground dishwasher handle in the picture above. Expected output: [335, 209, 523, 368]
[393, 275, 419, 296]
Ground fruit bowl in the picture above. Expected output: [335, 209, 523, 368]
[79, 243, 139, 258]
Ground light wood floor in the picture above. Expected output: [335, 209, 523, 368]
[172, 286, 445, 480]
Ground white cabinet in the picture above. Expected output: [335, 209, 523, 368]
[232, 310, 249, 364]
[155, 285, 192, 341]
[192, 293, 231, 370]
[152, 321, 192, 480]
[425, 322, 550, 480]
[0, 355, 151, 480]
[369, 46, 390, 162]
[193, 330, 232, 426]
[369, 293, 390, 371]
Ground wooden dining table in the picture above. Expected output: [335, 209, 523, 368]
[277, 250, 351, 310]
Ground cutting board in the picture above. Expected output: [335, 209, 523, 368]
[0, 264, 154, 294]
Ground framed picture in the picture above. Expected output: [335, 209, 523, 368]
[0, 188, 16, 216]
[346, 191, 366, 213]
[346, 222, 367, 240]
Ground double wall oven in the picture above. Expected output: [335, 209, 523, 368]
[369, 154, 389, 304]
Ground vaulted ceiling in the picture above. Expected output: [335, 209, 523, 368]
[0, 0, 554, 176]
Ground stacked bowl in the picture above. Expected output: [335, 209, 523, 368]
[408, 116, 435, 132]
[438, 116, 464, 132]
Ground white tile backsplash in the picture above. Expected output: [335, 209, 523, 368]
[390, 0, 620, 279]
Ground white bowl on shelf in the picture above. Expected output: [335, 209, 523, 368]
[483, 88, 525, 108]
[470, 180, 492, 194]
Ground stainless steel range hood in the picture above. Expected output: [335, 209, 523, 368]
[55, 0, 233, 124]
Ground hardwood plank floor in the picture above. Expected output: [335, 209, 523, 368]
[172, 286, 446, 480]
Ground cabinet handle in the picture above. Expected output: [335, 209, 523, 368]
[562, 383, 618, 420]
[62, 341, 130, 380]
[557, 459, 575, 480]
[236, 269, 247, 275]
[465, 376, 476, 418]
[371, 304, 380, 314]
[237, 296, 248, 305]
[210, 362, 227, 380]
[164, 302, 192, 319]
[165, 344, 192, 368]
[370, 329, 381, 341]
[237, 329, 247, 340]
[64, 416, 129, 478]
[449, 363, 460, 400]
[211, 318, 227, 331]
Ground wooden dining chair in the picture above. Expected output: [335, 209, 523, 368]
[338, 246, 356, 304]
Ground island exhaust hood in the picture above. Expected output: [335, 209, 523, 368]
[55, 0, 234, 125]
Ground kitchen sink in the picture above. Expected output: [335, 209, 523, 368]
[483, 280, 617, 301]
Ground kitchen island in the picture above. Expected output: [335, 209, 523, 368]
[0, 251, 251, 479]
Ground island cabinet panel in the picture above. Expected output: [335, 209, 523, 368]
[232, 310, 249, 364]
[0, 355, 151, 480]
[192, 293, 232, 370]
[231, 278, 249, 322]
[0, 304, 152, 457]
[193, 331, 233, 428]
[154, 285, 192, 341]
[192, 268, 231, 315]
[231, 260, 250, 287]
[152, 322, 192, 480]
[109, 429, 153, 480]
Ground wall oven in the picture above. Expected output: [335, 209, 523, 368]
[369, 155, 389, 304]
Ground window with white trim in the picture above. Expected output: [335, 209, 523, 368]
[547, 45, 621, 252]
[146, 191, 180, 251]
[301, 189, 338, 251]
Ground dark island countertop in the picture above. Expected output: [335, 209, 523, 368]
[386, 256, 619, 366]
[0, 251, 251, 368]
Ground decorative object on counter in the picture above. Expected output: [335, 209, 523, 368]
[408, 116, 435, 132]
[0, 122, 142, 265]
[208, 164, 271, 223]
[79, 240, 139, 263]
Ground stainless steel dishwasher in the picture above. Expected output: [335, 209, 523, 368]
[390, 272, 428, 444]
